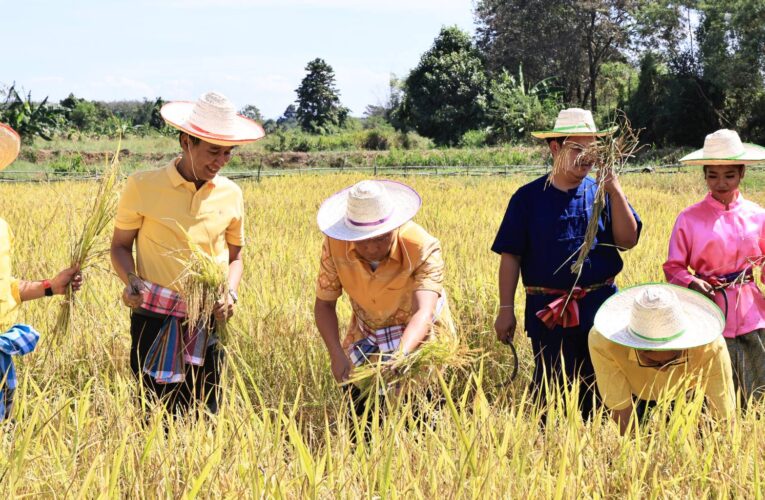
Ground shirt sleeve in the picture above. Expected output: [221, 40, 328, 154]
[702, 340, 736, 419]
[316, 237, 343, 301]
[114, 175, 144, 230]
[663, 214, 694, 287]
[491, 189, 528, 256]
[225, 190, 245, 247]
[414, 237, 445, 294]
[589, 329, 633, 411]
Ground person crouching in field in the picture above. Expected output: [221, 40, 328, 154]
[110, 92, 264, 415]
[589, 283, 734, 435]
[664, 129, 765, 406]
[492, 108, 641, 422]
[313, 180, 454, 418]
[0, 123, 83, 419]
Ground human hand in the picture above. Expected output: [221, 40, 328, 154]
[330, 351, 353, 383]
[213, 292, 235, 322]
[689, 278, 716, 299]
[50, 264, 83, 295]
[494, 308, 517, 345]
[598, 167, 622, 195]
[122, 274, 145, 308]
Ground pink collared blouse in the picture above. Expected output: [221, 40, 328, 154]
[663, 192, 765, 338]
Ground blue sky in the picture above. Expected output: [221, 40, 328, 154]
[3, 0, 476, 119]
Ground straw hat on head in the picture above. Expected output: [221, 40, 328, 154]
[317, 180, 422, 242]
[594, 283, 724, 351]
[531, 108, 617, 139]
[679, 129, 765, 165]
[0, 123, 21, 172]
[160, 91, 266, 146]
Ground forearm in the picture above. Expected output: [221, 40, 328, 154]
[110, 246, 137, 286]
[314, 299, 344, 358]
[18, 280, 51, 301]
[498, 253, 521, 306]
[399, 308, 434, 354]
[227, 258, 243, 292]
[607, 185, 639, 249]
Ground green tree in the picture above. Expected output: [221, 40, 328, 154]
[0, 84, 61, 143]
[399, 26, 488, 145]
[239, 104, 263, 122]
[277, 104, 298, 129]
[295, 58, 349, 134]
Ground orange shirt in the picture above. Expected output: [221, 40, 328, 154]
[114, 160, 245, 291]
[0, 218, 20, 331]
[316, 221, 453, 348]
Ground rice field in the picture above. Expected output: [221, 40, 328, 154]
[1, 170, 764, 497]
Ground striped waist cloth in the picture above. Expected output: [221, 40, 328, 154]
[525, 278, 615, 330]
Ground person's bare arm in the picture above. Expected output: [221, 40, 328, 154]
[314, 297, 352, 382]
[110, 227, 144, 308]
[602, 174, 639, 250]
[399, 290, 439, 355]
[494, 253, 521, 344]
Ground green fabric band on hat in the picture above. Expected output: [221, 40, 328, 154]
[628, 327, 685, 343]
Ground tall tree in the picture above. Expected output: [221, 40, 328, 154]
[295, 58, 349, 134]
[399, 26, 488, 145]
[475, 0, 635, 111]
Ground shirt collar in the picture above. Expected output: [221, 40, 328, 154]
[165, 158, 217, 189]
[703, 191, 742, 211]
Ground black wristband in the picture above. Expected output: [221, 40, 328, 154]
[43, 279, 54, 297]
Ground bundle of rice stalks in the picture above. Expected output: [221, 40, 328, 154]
[175, 226, 230, 343]
[550, 112, 642, 278]
[343, 334, 480, 394]
[54, 147, 122, 336]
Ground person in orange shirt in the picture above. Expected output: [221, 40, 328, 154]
[314, 180, 454, 416]
[110, 92, 264, 415]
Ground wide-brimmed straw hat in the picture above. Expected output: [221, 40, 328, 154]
[0, 123, 20, 172]
[594, 283, 724, 351]
[679, 129, 765, 165]
[317, 180, 422, 241]
[160, 91, 265, 146]
[531, 108, 616, 139]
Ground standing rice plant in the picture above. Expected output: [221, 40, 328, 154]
[54, 146, 121, 336]
[174, 226, 230, 343]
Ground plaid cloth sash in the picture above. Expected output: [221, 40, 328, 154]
[526, 278, 615, 330]
[0, 324, 40, 420]
[347, 293, 447, 367]
[140, 281, 212, 384]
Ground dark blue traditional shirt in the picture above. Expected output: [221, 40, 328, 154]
[491, 175, 642, 340]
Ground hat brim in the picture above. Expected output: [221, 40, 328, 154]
[594, 283, 724, 351]
[160, 101, 266, 146]
[531, 125, 617, 139]
[0, 123, 21, 172]
[679, 143, 765, 165]
[317, 180, 422, 241]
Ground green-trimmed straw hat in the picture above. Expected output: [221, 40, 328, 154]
[531, 108, 616, 139]
[594, 283, 724, 351]
[679, 129, 765, 165]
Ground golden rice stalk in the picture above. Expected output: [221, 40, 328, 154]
[55, 146, 122, 336]
[565, 113, 643, 278]
[174, 226, 230, 343]
[343, 333, 480, 394]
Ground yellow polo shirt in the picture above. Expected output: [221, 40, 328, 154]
[316, 221, 454, 348]
[0, 218, 20, 330]
[114, 160, 245, 291]
[589, 329, 735, 418]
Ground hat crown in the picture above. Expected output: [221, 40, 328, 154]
[703, 129, 744, 158]
[187, 91, 237, 136]
[553, 108, 597, 132]
[628, 287, 687, 342]
[344, 181, 394, 232]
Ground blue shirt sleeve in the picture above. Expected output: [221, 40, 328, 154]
[491, 189, 528, 256]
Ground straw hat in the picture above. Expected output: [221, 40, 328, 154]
[594, 283, 724, 351]
[160, 91, 265, 146]
[531, 108, 616, 139]
[317, 180, 422, 241]
[679, 129, 765, 165]
[0, 123, 20, 172]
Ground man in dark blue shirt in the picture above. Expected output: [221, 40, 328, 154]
[492, 108, 642, 421]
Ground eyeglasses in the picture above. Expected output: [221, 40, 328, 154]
[635, 351, 688, 369]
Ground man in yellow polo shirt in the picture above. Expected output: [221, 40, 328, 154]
[589, 283, 734, 435]
[110, 92, 264, 414]
[314, 180, 454, 417]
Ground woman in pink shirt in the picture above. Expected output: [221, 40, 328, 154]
[664, 129, 765, 405]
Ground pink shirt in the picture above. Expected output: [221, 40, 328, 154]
[663, 192, 765, 338]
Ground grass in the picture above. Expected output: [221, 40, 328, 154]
[0, 171, 764, 496]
